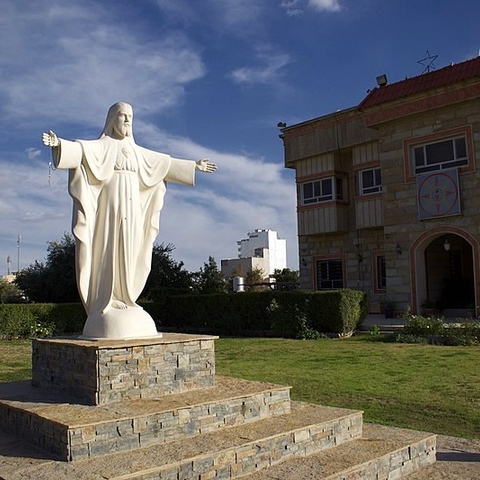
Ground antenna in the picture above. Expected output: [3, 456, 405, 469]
[17, 234, 21, 273]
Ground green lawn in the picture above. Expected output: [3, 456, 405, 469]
[0, 340, 31, 382]
[215, 337, 480, 440]
[1, 337, 479, 439]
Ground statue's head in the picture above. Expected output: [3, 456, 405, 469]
[100, 102, 134, 140]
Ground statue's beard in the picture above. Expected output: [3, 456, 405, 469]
[113, 124, 131, 138]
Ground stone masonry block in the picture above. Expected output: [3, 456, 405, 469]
[32, 333, 218, 405]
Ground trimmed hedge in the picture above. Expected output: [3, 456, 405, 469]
[155, 289, 367, 338]
[0, 289, 367, 339]
[0, 303, 85, 339]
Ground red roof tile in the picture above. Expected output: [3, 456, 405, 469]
[358, 56, 480, 110]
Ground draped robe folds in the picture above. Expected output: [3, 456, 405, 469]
[54, 136, 196, 339]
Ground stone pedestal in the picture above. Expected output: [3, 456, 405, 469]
[0, 332, 436, 477]
[32, 333, 217, 405]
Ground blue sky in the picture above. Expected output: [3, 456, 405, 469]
[1, 0, 479, 275]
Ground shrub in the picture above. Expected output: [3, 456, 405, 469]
[442, 322, 480, 346]
[0, 303, 85, 339]
[403, 314, 445, 336]
[395, 310, 480, 346]
[0, 304, 37, 339]
[307, 289, 365, 335]
[0, 289, 367, 340]
[156, 289, 366, 338]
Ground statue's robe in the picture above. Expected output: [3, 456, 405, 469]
[55, 135, 196, 338]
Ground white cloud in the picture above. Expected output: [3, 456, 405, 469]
[210, 0, 263, 31]
[0, 156, 72, 270]
[308, 0, 342, 12]
[281, 0, 304, 16]
[281, 0, 343, 15]
[230, 47, 291, 85]
[153, 0, 264, 38]
[0, 120, 298, 274]
[116, 121, 297, 270]
[25, 148, 41, 160]
[0, 0, 299, 274]
[0, 0, 205, 128]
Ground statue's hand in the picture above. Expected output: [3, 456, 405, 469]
[42, 130, 59, 148]
[196, 158, 217, 173]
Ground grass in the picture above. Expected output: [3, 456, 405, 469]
[1, 337, 479, 439]
[0, 340, 31, 382]
[215, 336, 480, 440]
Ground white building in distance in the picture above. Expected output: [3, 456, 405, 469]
[221, 229, 287, 279]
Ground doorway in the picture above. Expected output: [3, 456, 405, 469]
[424, 235, 474, 309]
[412, 228, 479, 314]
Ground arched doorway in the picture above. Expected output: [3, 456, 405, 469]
[411, 227, 479, 314]
[425, 236, 474, 309]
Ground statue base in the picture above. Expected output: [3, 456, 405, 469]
[81, 305, 159, 339]
[32, 333, 218, 405]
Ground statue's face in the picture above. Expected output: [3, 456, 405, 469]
[112, 105, 133, 139]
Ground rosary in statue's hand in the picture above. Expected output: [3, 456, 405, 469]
[42, 130, 60, 148]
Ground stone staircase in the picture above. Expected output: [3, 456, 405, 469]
[0, 333, 436, 479]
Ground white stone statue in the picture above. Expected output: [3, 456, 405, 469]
[42, 102, 216, 339]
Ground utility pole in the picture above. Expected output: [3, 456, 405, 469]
[17, 234, 21, 273]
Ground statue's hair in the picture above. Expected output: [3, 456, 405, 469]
[99, 102, 134, 140]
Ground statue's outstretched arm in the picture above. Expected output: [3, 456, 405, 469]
[41, 131, 82, 169]
[196, 158, 217, 173]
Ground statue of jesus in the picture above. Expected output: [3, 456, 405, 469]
[42, 102, 216, 339]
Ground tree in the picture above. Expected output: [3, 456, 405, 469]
[272, 268, 300, 290]
[193, 256, 227, 294]
[141, 243, 193, 299]
[16, 237, 195, 303]
[15, 233, 79, 303]
[0, 278, 25, 303]
[245, 266, 267, 292]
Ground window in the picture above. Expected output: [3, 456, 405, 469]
[316, 259, 344, 289]
[412, 136, 467, 175]
[359, 167, 382, 195]
[302, 177, 344, 205]
[376, 255, 386, 290]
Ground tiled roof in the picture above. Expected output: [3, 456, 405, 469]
[359, 56, 480, 110]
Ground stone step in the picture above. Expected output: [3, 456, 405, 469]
[0, 376, 291, 462]
[249, 423, 436, 479]
[357, 324, 405, 334]
[0, 401, 365, 479]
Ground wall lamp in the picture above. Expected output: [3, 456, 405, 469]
[443, 238, 451, 252]
[396, 244, 402, 255]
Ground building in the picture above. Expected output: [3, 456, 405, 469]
[2, 274, 16, 283]
[221, 229, 287, 279]
[280, 56, 480, 315]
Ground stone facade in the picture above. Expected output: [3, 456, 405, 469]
[281, 57, 480, 315]
[32, 334, 217, 405]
